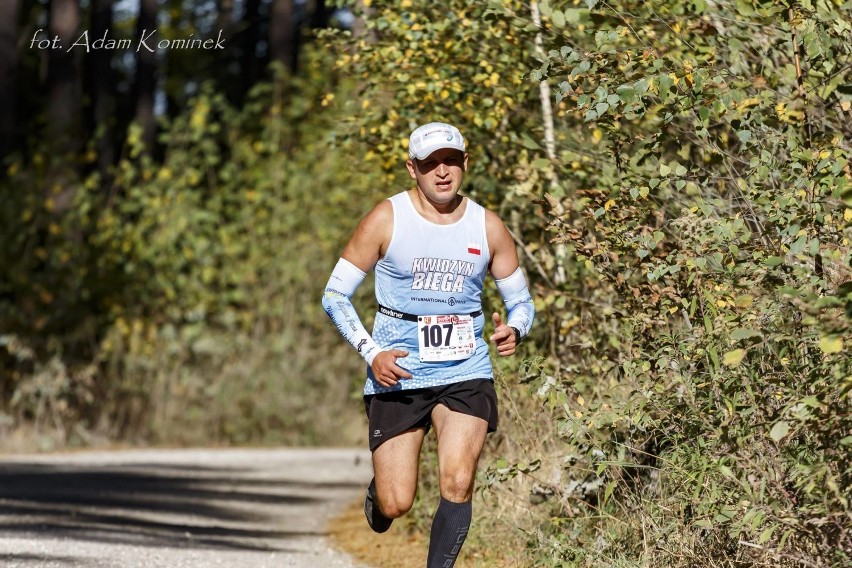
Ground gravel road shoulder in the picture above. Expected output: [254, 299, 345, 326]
[0, 448, 374, 568]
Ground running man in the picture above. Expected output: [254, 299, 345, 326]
[322, 122, 534, 567]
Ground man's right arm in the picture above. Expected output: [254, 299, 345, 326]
[321, 201, 412, 387]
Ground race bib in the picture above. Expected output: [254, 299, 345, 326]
[417, 314, 476, 362]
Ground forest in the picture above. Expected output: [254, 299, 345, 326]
[0, 0, 850, 566]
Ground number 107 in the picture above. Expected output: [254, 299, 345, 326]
[420, 323, 454, 347]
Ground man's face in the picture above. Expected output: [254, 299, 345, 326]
[406, 148, 468, 204]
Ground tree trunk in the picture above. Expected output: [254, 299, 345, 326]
[217, 0, 234, 28]
[309, 0, 331, 30]
[48, 0, 81, 153]
[0, 0, 18, 159]
[134, 0, 157, 154]
[268, 0, 296, 73]
[88, 0, 114, 174]
[239, 0, 261, 96]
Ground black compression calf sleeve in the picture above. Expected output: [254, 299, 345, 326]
[427, 497, 472, 568]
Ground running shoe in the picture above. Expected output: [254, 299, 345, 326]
[364, 477, 393, 533]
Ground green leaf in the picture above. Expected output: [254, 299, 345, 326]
[764, 256, 784, 267]
[616, 86, 635, 103]
[659, 163, 672, 176]
[769, 420, 790, 442]
[522, 134, 540, 149]
[564, 9, 581, 23]
[603, 479, 617, 504]
[731, 328, 761, 340]
[722, 348, 746, 367]
[551, 10, 566, 28]
[758, 524, 777, 544]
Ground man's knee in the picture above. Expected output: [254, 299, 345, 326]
[439, 468, 475, 502]
[378, 488, 415, 518]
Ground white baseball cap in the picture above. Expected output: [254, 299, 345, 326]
[408, 122, 466, 160]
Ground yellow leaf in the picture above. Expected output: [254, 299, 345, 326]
[577, 395, 585, 407]
[844, 208, 852, 222]
[723, 349, 746, 367]
[604, 199, 616, 211]
[818, 335, 843, 354]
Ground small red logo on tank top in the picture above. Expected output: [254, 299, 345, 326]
[467, 242, 481, 255]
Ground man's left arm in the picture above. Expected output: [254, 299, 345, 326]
[486, 210, 535, 356]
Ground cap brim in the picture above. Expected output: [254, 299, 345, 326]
[412, 143, 466, 160]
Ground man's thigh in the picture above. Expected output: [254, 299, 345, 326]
[431, 404, 488, 500]
[372, 427, 427, 511]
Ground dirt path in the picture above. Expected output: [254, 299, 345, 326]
[0, 448, 373, 568]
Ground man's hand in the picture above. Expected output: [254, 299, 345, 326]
[371, 349, 413, 387]
[489, 313, 517, 356]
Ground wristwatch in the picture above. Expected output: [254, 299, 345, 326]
[510, 326, 521, 345]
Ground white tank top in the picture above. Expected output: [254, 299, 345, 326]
[364, 191, 493, 395]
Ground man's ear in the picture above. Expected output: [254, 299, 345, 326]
[463, 153, 469, 171]
[406, 159, 417, 179]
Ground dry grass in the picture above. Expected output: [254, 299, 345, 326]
[328, 498, 532, 568]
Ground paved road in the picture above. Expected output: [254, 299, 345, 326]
[0, 448, 374, 567]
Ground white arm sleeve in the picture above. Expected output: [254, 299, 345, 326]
[321, 258, 381, 366]
[495, 267, 535, 339]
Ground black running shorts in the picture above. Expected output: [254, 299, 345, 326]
[363, 378, 498, 451]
